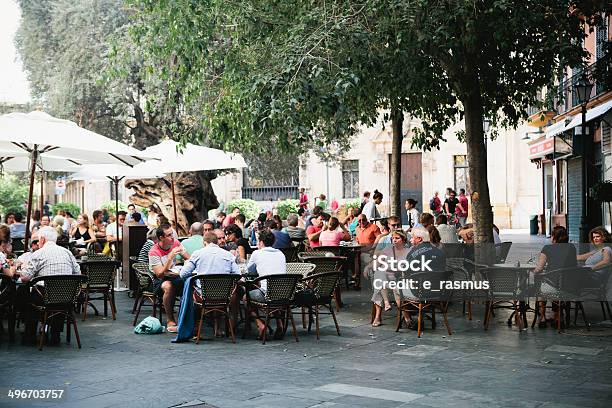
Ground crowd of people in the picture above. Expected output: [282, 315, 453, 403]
[2, 187, 611, 343]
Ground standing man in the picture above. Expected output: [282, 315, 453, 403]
[444, 191, 459, 218]
[359, 191, 371, 214]
[457, 188, 469, 226]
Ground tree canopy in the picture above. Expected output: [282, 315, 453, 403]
[126, 0, 609, 244]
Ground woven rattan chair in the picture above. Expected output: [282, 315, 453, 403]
[298, 256, 345, 311]
[81, 260, 118, 321]
[280, 246, 299, 263]
[0, 275, 16, 342]
[531, 266, 595, 332]
[132, 262, 162, 326]
[396, 270, 453, 338]
[244, 273, 301, 344]
[192, 274, 241, 344]
[481, 267, 526, 330]
[85, 253, 113, 261]
[495, 242, 513, 263]
[286, 262, 316, 328]
[294, 271, 342, 339]
[30, 274, 87, 350]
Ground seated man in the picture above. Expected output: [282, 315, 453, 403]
[180, 232, 240, 279]
[401, 227, 446, 297]
[106, 210, 126, 256]
[436, 214, 459, 244]
[9, 212, 27, 239]
[283, 213, 306, 240]
[179, 222, 205, 260]
[306, 214, 324, 248]
[126, 204, 145, 224]
[16, 235, 41, 270]
[246, 229, 287, 338]
[149, 223, 190, 333]
[15, 226, 81, 344]
[265, 220, 292, 249]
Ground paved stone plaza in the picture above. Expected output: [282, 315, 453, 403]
[1, 234, 612, 408]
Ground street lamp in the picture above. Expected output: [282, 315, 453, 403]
[574, 72, 593, 246]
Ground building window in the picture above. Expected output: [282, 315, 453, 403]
[454, 155, 469, 193]
[595, 14, 609, 61]
[341, 160, 359, 199]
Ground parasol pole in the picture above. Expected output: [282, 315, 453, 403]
[24, 146, 39, 249]
[171, 173, 179, 227]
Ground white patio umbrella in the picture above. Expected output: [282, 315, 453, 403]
[69, 164, 166, 218]
[133, 139, 247, 223]
[0, 111, 156, 246]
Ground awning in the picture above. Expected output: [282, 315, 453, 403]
[545, 99, 612, 138]
[528, 136, 554, 159]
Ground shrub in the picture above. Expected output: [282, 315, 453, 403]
[226, 199, 260, 220]
[345, 199, 361, 209]
[100, 200, 129, 215]
[276, 199, 299, 220]
[0, 174, 28, 216]
[51, 202, 81, 217]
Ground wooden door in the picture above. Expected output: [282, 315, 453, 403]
[390, 153, 422, 225]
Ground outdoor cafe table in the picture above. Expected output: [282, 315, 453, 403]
[491, 263, 537, 327]
[338, 243, 362, 289]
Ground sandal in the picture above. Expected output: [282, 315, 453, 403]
[166, 325, 178, 333]
[372, 320, 382, 327]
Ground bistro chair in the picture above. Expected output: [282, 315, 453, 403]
[11, 238, 25, 257]
[85, 253, 113, 261]
[495, 242, 513, 263]
[0, 275, 16, 342]
[297, 255, 345, 311]
[286, 262, 316, 327]
[29, 274, 87, 351]
[481, 267, 526, 331]
[132, 262, 162, 326]
[317, 246, 353, 289]
[244, 273, 301, 344]
[396, 270, 453, 338]
[531, 266, 600, 332]
[293, 271, 342, 339]
[192, 274, 241, 344]
[81, 260, 118, 321]
[280, 246, 299, 263]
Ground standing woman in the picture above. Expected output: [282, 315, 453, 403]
[361, 190, 383, 221]
[70, 214, 97, 248]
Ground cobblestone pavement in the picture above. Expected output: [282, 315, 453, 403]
[2, 235, 611, 408]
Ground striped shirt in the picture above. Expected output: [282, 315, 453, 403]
[20, 241, 80, 280]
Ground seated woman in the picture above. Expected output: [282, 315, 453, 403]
[318, 217, 351, 246]
[577, 226, 612, 283]
[69, 214, 97, 248]
[532, 226, 577, 327]
[371, 230, 410, 327]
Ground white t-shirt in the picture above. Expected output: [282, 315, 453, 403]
[406, 208, 420, 228]
[361, 201, 380, 221]
[106, 222, 123, 241]
[246, 247, 286, 292]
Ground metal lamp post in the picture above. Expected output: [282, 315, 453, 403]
[574, 72, 593, 246]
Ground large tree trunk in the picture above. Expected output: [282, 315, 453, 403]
[462, 89, 494, 262]
[125, 170, 219, 236]
[389, 108, 403, 217]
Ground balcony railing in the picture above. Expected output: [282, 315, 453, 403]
[242, 186, 299, 201]
[554, 54, 611, 115]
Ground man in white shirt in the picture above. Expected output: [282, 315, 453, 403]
[106, 211, 126, 257]
[246, 229, 287, 339]
[180, 232, 240, 279]
[435, 214, 459, 244]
